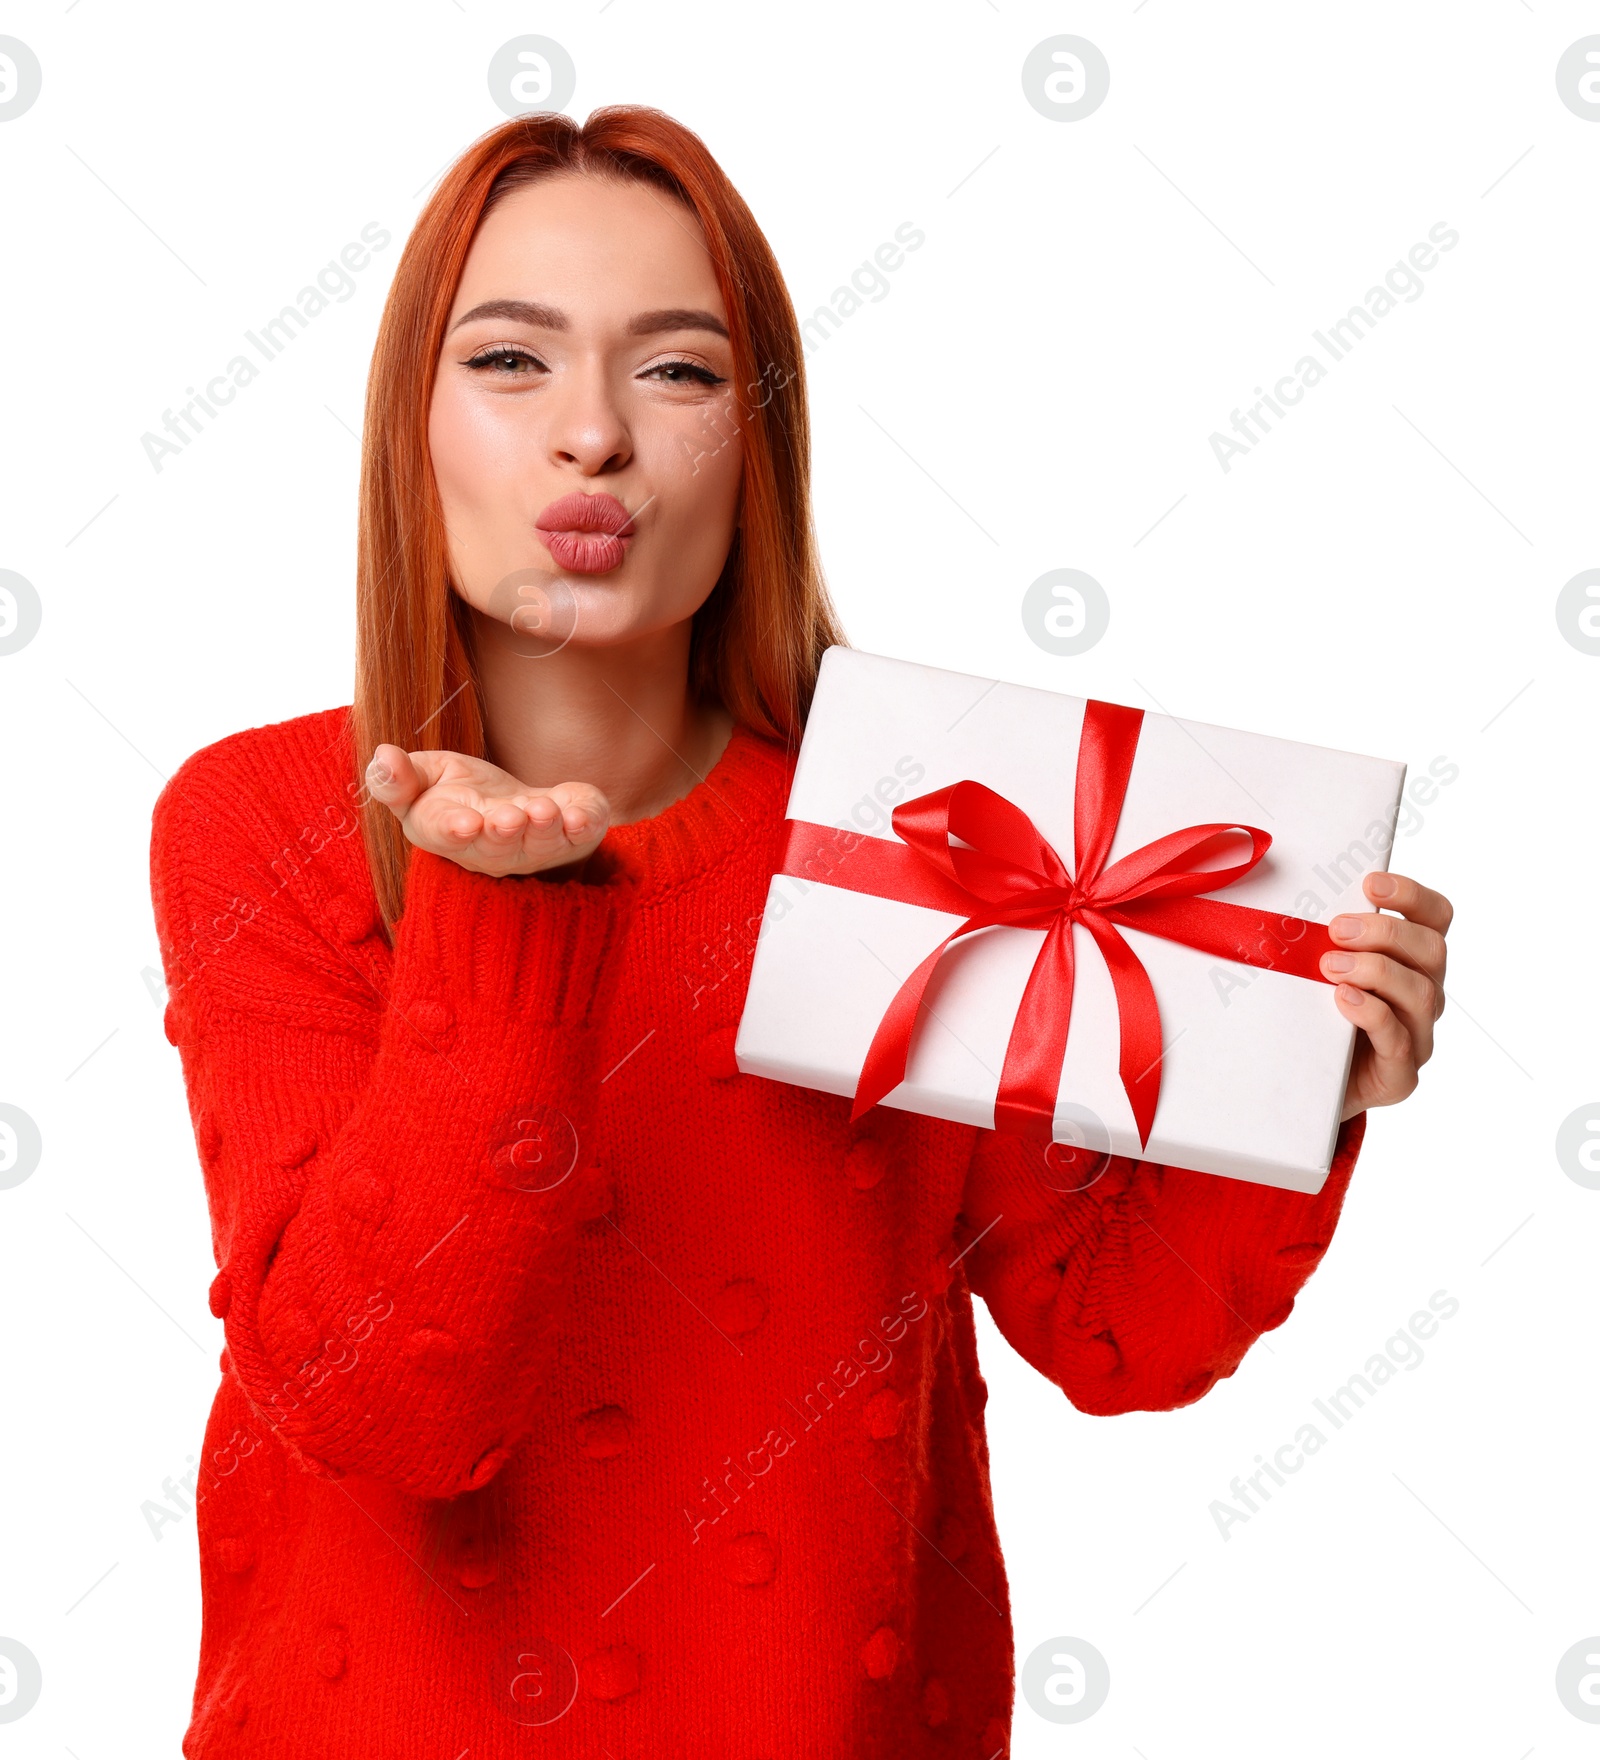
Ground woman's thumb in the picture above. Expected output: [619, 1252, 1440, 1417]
[364, 744, 422, 811]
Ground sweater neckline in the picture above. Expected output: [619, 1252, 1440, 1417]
[595, 718, 793, 895]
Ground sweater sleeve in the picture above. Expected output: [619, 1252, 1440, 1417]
[956, 1114, 1364, 1414]
[150, 749, 637, 1500]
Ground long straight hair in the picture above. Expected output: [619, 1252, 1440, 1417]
[351, 106, 846, 934]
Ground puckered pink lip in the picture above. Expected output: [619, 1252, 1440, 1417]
[534, 490, 637, 537]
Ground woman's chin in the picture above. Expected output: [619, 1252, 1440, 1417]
[467, 561, 699, 657]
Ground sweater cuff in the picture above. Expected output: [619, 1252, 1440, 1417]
[1222, 1110, 1366, 1329]
[392, 848, 637, 1025]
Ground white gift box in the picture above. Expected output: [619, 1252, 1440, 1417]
[734, 647, 1407, 1194]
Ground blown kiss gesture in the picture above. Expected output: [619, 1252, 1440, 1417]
[363, 746, 613, 881]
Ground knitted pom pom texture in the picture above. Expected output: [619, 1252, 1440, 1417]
[150, 707, 1362, 1759]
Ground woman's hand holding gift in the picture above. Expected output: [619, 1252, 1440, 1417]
[1326, 871, 1453, 1120]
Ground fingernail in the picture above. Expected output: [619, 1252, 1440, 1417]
[1323, 952, 1355, 973]
[1367, 872, 1396, 899]
[1337, 984, 1364, 1005]
[367, 759, 390, 786]
[1330, 915, 1363, 940]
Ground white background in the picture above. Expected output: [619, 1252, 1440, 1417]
[1, 3, 1595, 1756]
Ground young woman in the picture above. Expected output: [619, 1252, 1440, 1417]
[150, 107, 1452, 1759]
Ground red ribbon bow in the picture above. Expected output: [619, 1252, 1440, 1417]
[777, 699, 1338, 1148]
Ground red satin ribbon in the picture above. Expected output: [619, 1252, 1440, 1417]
[776, 699, 1338, 1147]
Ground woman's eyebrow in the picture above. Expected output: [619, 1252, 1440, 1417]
[448, 299, 729, 339]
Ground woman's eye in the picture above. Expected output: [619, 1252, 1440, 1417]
[643, 359, 725, 387]
[465, 347, 543, 377]
[460, 350, 724, 386]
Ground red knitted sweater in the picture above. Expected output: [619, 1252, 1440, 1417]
[150, 704, 1362, 1759]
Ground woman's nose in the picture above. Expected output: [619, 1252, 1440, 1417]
[543, 362, 631, 472]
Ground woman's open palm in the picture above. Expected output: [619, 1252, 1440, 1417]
[364, 744, 610, 877]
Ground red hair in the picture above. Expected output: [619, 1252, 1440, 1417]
[351, 106, 846, 933]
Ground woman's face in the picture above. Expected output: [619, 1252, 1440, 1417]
[429, 170, 743, 651]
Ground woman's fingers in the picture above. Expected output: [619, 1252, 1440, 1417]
[1330, 869, 1455, 1115]
[512, 792, 567, 837]
[1364, 870, 1453, 934]
[511, 782, 609, 856]
[511, 784, 610, 867]
[1320, 950, 1436, 1064]
[1328, 907, 1447, 985]
[364, 743, 425, 815]
[543, 780, 611, 834]
[414, 784, 610, 874]
[435, 800, 488, 845]
[475, 807, 527, 853]
[1336, 984, 1418, 1105]
[363, 750, 612, 876]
